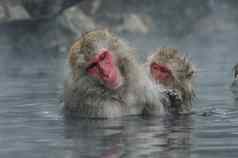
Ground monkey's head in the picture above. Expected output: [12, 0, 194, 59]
[69, 30, 136, 90]
[147, 48, 195, 106]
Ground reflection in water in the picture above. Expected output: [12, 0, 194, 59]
[63, 115, 192, 158]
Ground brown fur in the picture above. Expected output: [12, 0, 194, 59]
[146, 48, 195, 113]
[68, 30, 136, 81]
[64, 30, 163, 118]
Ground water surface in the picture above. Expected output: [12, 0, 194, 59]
[1, 2, 238, 157]
[1, 33, 238, 158]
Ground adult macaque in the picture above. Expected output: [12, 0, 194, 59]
[145, 48, 195, 113]
[64, 30, 163, 118]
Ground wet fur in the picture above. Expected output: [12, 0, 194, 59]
[64, 30, 163, 118]
[146, 48, 195, 113]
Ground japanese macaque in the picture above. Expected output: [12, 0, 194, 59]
[64, 30, 163, 118]
[145, 48, 195, 113]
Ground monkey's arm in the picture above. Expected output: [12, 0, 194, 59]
[160, 89, 183, 113]
[143, 87, 184, 115]
[142, 87, 166, 116]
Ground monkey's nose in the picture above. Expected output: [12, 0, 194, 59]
[98, 63, 111, 79]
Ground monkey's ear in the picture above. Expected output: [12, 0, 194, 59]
[117, 57, 129, 74]
[69, 39, 85, 68]
[69, 39, 82, 55]
[186, 70, 194, 79]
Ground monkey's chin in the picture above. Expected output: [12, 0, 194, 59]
[104, 77, 124, 90]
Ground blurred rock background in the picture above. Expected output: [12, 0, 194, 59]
[0, 0, 238, 60]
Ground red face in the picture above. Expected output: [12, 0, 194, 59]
[86, 48, 123, 90]
[150, 62, 173, 81]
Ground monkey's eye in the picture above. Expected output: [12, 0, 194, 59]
[99, 51, 108, 61]
[151, 63, 170, 73]
[86, 62, 98, 72]
[159, 66, 170, 73]
[186, 71, 194, 78]
[151, 63, 159, 70]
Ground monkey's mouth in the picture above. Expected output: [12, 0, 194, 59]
[87, 62, 123, 90]
[102, 69, 123, 90]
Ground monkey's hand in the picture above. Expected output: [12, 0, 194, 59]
[161, 89, 183, 113]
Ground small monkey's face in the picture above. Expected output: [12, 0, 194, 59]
[147, 48, 195, 108]
[85, 48, 123, 90]
[150, 62, 174, 85]
[147, 48, 194, 89]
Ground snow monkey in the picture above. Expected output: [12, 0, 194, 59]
[64, 30, 164, 118]
[146, 48, 195, 113]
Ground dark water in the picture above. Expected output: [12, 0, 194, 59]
[1, 34, 238, 158]
[1, 2, 238, 158]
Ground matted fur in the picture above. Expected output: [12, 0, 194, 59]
[146, 48, 195, 113]
[64, 30, 163, 118]
[68, 30, 136, 81]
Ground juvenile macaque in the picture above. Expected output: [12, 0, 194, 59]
[145, 48, 195, 113]
[64, 30, 163, 118]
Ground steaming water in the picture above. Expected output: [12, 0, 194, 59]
[1, 2, 238, 158]
[0, 35, 238, 158]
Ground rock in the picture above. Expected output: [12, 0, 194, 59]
[61, 6, 96, 35]
[0, 0, 84, 22]
[0, 4, 7, 22]
[0, 2, 30, 22]
[115, 14, 154, 34]
[7, 5, 30, 20]
[79, 0, 102, 16]
[22, 0, 64, 19]
[22, 0, 85, 19]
